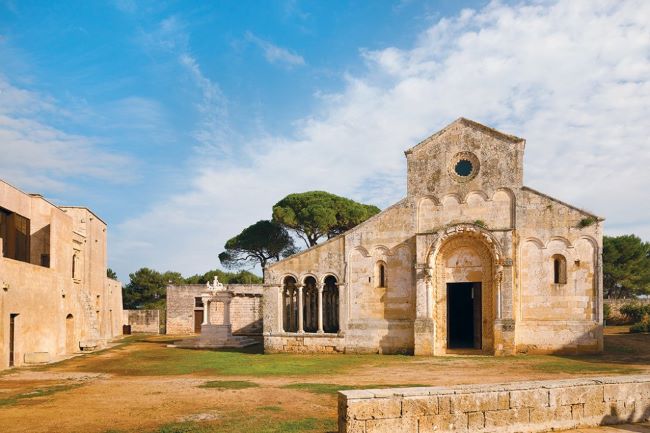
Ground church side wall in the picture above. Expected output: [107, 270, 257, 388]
[515, 188, 603, 354]
[344, 201, 417, 354]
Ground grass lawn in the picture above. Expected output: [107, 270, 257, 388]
[1, 328, 647, 433]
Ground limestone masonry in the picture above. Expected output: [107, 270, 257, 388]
[0, 179, 123, 369]
[263, 118, 604, 356]
[338, 375, 650, 433]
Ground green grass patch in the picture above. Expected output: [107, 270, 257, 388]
[258, 405, 283, 412]
[78, 343, 411, 377]
[0, 383, 82, 407]
[153, 417, 335, 433]
[198, 380, 258, 390]
[530, 357, 641, 375]
[281, 382, 431, 395]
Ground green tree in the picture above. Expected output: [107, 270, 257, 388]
[123, 268, 184, 309]
[603, 234, 650, 299]
[272, 191, 380, 247]
[218, 220, 296, 270]
[184, 269, 262, 285]
[106, 268, 118, 280]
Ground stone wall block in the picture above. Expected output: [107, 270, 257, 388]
[417, 413, 468, 433]
[402, 396, 438, 417]
[549, 385, 603, 407]
[452, 391, 509, 413]
[349, 398, 402, 421]
[365, 417, 416, 433]
[509, 389, 549, 408]
[484, 408, 529, 430]
[467, 411, 485, 430]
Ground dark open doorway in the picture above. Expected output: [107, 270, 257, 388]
[9, 313, 18, 367]
[447, 283, 482, 349]
[194, 310, 204, 333]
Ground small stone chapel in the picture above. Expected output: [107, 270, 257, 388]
[262, 118, 604, 356]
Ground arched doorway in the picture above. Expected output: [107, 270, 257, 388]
[65, 314, 76, 354]
[429, 231, 497, 354]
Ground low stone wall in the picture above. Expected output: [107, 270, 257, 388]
[123, 309, 160, 333]
[264, 334, 345, 353]
[605, 299, 650, 325]
[338, 375, 650, 433]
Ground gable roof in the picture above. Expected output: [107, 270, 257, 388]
[405, 117, 525, 155]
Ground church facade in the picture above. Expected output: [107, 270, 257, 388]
[262, 118, 603, 356]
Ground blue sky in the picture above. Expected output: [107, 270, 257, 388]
[1, 0, 649, 281]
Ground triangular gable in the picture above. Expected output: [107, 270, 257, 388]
[405, 117, 525, 155]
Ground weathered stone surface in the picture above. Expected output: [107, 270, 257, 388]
[260, 118, 603, 357]
[338, 376, 650, 433]
[0, 181, 123, 370]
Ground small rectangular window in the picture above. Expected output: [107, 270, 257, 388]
[195, 297, 204, 308]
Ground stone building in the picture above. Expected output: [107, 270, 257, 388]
[0, 179, 123, 369]
[166, 284, 262, 336]
[263, 118, 604, 356]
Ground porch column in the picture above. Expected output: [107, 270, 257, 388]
[224, 299, 231, 326]
[202, 298, 210, 325]
[297, 285, 304, 333]
[317, 286, 324, 333]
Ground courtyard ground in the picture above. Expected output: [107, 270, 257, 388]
[0, 326, 648, 433]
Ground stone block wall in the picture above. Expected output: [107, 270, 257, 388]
[123, 310, 160, 333]
[605, 299, 650, 324]
[338, 375, 650, 433]
[264, 334, 345, 353]
[166, 284, 263, 335]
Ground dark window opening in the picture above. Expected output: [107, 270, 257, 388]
[454, 159, 473, 177]
[552, 254, 567, 284]
[194, 297, 204, 308]
[0, 207, 30, 263]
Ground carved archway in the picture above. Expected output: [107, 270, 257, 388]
[426, 225, 502, 354]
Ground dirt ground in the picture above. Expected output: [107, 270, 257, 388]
[0, 326, 648, 433]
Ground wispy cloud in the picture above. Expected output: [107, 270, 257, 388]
[245, 31, 306, 67]
[0, 75, 132, 192]
[112, 0, 650, 278]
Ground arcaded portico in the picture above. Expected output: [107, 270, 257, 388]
[263, 118, 604, 356]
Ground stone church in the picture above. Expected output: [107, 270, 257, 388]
[262, 118, 603, 356]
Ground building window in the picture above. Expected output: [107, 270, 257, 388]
[552, 254, 567, 284]
[72, 254, 78, 279]
[0, 207, 30, 263]
[303, 276, 318, 333]
[376, 261, 386, 288]
[195, 297, 204, 308]
[282, 276, 298, 332]
[323, 275, 339, 333]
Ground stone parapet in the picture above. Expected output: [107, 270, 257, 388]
[264, 333, 345, 353]
[338, 375, 650, 433]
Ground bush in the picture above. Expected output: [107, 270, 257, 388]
[619, 303, 650, 323]
[603, 303, 611, 321]
[630, 314, 650, 333]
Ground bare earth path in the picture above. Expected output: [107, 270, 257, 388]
[0, 327, 648, 433]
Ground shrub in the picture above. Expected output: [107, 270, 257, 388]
[578, 217, 597, 228]
[619, 303, 650, 323]
[630, 314, 650, 333]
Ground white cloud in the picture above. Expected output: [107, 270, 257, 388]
[112, 0, 650, 278]
[0, 76, 132, 193]
[245, 32, 306, 67]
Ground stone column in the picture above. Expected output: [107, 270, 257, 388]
[297, 285, 304, 333]
[414, 264, 435, 356]
[202, 298, 210, 325]
[317, 286, 324, 333]
[224, 299, 231, 326]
